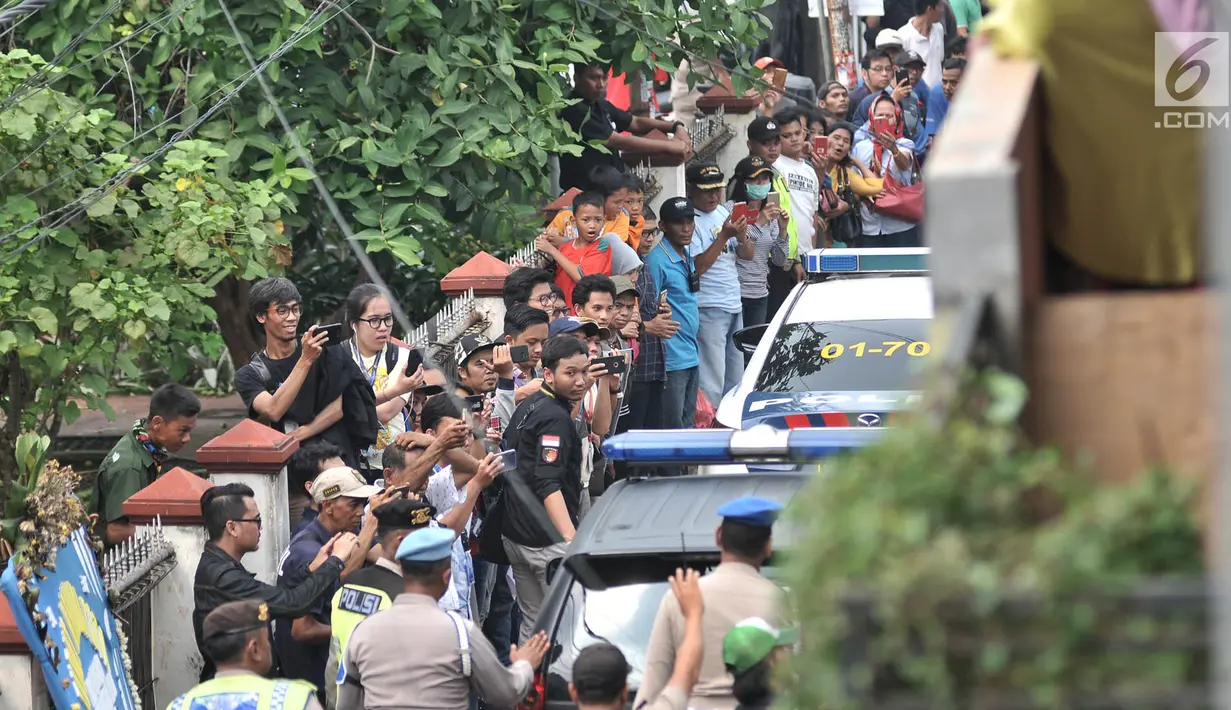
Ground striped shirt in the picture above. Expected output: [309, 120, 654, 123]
[736, 218, 785, 300]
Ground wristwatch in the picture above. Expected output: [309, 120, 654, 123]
[671, 121, 687, 134]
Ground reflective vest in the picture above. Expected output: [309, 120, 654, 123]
[772, 172, 801, 260]
[329, 582, 396, 669]
[166, 673, 316, 710]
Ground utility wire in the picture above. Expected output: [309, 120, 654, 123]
[0, 0, 345, 259]
[0, 0, 191, 185]
[0, 0, 52, 27]
[216, 0, 570, 546]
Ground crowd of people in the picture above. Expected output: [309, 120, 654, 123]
[87, 4, 981, 703]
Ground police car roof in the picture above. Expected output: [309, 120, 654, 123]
[788, 276, 932, 325]
[561, 473, 806, 590]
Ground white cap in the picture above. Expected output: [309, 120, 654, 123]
[875, 29, 903, 48]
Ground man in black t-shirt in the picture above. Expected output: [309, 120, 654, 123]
[233, 277, 348, 458]
[558, 63, 695, 191]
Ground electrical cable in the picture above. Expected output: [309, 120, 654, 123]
[0, 0, 345, 259]
[0, 0, 52, 27]
[0, 0, 192, 185]
[215, 0, 572, 546]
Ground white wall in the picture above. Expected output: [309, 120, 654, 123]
[211, 467, 290, 584]
[714, 112, 758, 186]
[0, 656, 49, 710]
[148, 524, 208, 704]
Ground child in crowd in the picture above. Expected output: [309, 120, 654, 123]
[547, 166, 631, 245]
[537, 191, 614, 307]
[637, 205, 659, 259]
[623, 175, 647, 252]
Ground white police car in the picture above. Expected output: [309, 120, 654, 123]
[716, 248, 932, 430]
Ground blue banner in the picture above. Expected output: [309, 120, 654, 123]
[1, 526, 136, 710]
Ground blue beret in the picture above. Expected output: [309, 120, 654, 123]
[395, 527, 455, 563]
[716, 496, 783, 527]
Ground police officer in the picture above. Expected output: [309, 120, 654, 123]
[167, 600, 321, 710]
[500, 335, 593, 644]
[337, 527, 552, 709]
[634, 496, 789, 710]
[323, 497, 433, 709]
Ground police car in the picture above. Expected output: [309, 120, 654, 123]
[716, 248, 931, 430]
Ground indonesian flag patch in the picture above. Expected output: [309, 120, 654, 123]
[541, 435, 561, 463]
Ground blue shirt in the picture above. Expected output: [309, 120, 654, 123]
[688, 204, 742, 314]
[645, 239, 699, 372]
[274, 518, 335, 687]
[924, 89, 951, 143]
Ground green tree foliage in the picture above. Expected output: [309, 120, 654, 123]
[784, 372, 1205, 709]
[0, 49, 298, 510]
[11, 0, 769, 330]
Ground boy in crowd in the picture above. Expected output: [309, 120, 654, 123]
[637, 204, 659, 259]
[502, 267, 555, 312]
[493, 303, 552, 430]
[537, 192, 613, 307]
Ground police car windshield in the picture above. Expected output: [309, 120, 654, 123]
[755, 319, 930, 393]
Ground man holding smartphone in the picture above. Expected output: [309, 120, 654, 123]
[233, 277, 378, 468]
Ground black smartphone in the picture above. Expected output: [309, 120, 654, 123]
[509, 344, 530, 363]
[896, 67, 910, 85]
[591, 355, 627, 375]
[405, 347, 424, 373]
[465, 395, 486, 413]
[313, 323, 344, 342]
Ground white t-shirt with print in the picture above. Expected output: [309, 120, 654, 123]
[423, 466, 475, 619]
[346, 341, 412, 470]
[773, 155, 820, 254]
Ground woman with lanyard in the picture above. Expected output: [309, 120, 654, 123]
[343, 284, 425, 482]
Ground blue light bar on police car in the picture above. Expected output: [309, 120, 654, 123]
[601, 426, 886, 464]
[803, 247, 929, 275]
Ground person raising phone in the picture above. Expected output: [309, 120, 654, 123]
[852, 96, 920, 248]
[234, 278, 380, 468]
[727, 156, 790, 331]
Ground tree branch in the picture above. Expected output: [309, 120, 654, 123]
[316, 0, 400, 83]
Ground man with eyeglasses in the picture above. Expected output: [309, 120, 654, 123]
[193, 483, 363, 683]
[234, 277, 379, 468]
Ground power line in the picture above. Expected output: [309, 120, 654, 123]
[0, 0, 53, 27]
[0, 0, 348, 259]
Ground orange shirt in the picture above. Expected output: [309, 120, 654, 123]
[553, 236, 614, 307]
[626, 216, 643, 252]
[549, 209, 631, 244]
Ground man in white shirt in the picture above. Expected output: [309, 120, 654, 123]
[771, 109, 819, 284]
[898, 0, 945, 88]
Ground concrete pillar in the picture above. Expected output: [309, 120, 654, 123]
[122, 466, 217, 702]
[696, 89, 762, 188]
[441, 251, 513, 344]
[0, 607, 48, 710]
[195, 420, 298, 584]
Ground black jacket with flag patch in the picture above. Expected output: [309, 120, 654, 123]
[499, 386, 583, 548]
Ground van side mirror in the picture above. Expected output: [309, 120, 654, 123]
[733, 324, 769, 355]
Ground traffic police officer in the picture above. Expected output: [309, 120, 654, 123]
[337, 526, 552, 709]
[167, 599, 321, 710]
[323, 497, 433, 709]
[634, 496, 790, 710]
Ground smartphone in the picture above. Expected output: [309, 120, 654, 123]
[313, 323, 344, 342]
[766, 191, 780, 210]
[497, 449, 518, 472]
[895, 67, 910, 85]
[465, 395, 486, 413]
[659, 289, 669, 306]
[871, 117, 893, 136]
[772, 67, 788, 90]
[404, 347, 424, 374]
[509, 344, 530, 363]
[592, 355, 628, 375]
[489, 416, 502, 431]
[812, 135, 828, 157]
[731, 202, 759, 223]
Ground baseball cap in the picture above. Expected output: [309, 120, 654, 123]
[685, 163, 727, 191]
[659, 197, 695, 224]
[455, 333, 496, 368]
[733, 155, 773, 182]
[875, 28, 903, 48]
[896, 50, 926, 68]
[610, 275, 636, 296]
[548, 316, 607, 340]
[572, 643, 632, 701]
[747, 116, 781, 143]
[753, 56, 785, 71]
[723, 618, 798, 675]
[311, 467, 382, 504]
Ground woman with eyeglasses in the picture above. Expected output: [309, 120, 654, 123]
[342, 284, 425, 481]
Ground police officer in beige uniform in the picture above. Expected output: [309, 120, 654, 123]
[633, 497, 789, 710]
[336, 526, 551, 709]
